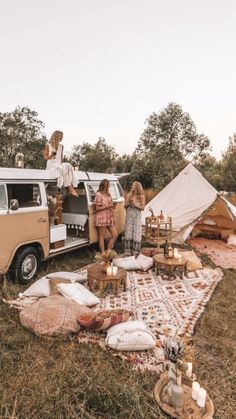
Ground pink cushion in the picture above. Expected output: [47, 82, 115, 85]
[78, 309, 133, 331]
[20, 295, 92, 337]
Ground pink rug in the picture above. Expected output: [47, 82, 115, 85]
[76, 265, 223, 374]
[188, 238, 236, 269]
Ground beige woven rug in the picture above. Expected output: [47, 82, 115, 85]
[76, 266, 223, 374]
[188, 238, 236, 269]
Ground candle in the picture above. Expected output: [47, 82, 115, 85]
[191, 381, 200, 400]
[186, 362, 193, 378]
[112, 266, 118, 276]
[197, 388, 207, 408]
[107, 266, 112, 275]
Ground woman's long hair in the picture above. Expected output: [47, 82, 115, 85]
[131, 181, 144, 203]
[49, 130, 63, 147]
[98, 179, 110, 195]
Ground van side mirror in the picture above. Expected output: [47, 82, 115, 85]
[10, 199, 19, 211]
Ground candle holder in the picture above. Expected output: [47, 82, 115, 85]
[154, 338, 214, 418]
[154, 372, 214, 418]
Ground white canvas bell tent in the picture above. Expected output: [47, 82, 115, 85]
[142, 163, 236, 242]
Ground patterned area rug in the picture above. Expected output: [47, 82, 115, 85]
[75, 265, 223, 374]
[188, 238, 236, 269]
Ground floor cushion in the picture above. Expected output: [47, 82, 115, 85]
[113, 256, 140, 270]
[141, 247, 163, 257]
[19, 295, 92, 337]
[49, 278, 75, 296]
[227, 234, 236, 246]
[136, 253, 153, 271]
[180, 250, 203, 271]
[105, 320, 156, 351]
[46, 271, 87, 283]
[106, 330, 156, 351]
[22, 276, 50, 298]
[78, 309, 133, 331]
[57, 283, 100, 306]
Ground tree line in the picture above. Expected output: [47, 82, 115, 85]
[0, 104, 235, 192]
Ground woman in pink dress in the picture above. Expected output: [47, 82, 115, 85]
[93, 179, 118, 252]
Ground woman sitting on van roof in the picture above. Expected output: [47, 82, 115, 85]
[93, 179, 118, 252]
[44, 130, 78, 197]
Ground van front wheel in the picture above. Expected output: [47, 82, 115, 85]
[13, 247, 40, 284]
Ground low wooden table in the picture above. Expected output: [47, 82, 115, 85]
[153, 254, 187, 280]
[87, 264, 127, 297]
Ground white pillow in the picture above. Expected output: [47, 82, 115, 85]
[136, 254, 153, 271]
[106, 331, 156, 351]
[106, 320, 149, 338]
[113, 256, 140, 271]
[46, 271, 87, 283]
[57, 283, 100, 306]
[22, 276, 50, 297]
[227, 235, 236, 246]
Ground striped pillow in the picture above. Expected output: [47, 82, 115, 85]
[78, 309, 133, 331]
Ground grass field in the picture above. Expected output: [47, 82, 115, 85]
[0, 246, 236, 418]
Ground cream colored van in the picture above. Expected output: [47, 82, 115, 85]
[0, 168, 125, 283]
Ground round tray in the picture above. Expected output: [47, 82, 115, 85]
[154, 372, 214, 419]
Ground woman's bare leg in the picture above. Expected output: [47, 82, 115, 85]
[97, 227, 106, 252]
[107, 225, 118, 250]
[66, 185, 78, 197]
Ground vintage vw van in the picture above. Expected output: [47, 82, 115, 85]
[0, 168, 125, 283]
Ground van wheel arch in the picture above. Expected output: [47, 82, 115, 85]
[11, 244, 42, 284]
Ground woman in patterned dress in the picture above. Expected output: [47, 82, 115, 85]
[93, 179, 118, 252]
[44, 130, 78, 196]
[124, 181, 145, 255]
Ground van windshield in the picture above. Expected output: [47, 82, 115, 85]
[0, 184, 8, 210]
[87, 182, 118, 202]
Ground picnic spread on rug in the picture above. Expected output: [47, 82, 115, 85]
[4, 249, 222, 369]
[3, 242, 226, 418]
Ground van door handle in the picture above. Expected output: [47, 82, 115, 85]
[37, 218, 47, 223]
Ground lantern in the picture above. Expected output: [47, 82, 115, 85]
[15, 150, 24, 168]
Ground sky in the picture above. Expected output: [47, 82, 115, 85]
[0, 0, 236, 159]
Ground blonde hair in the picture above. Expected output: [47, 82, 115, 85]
[49, 131, 63, 147]
[131, 181, 144, 202]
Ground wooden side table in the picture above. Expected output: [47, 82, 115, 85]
[153, 254, 187, 280]
[87, 264, 127, 297]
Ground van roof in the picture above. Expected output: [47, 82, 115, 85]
[0, 168, 118, 182]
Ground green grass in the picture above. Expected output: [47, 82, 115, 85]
[0, 246, 236, 418]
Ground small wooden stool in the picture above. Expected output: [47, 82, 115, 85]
[87, 264, 127, 297]
[153, 254, 187, 280]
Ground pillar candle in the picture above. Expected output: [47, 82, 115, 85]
[191, 381, 200, 400]
[197, 388, 207, 408]
[107, 267, 112, 275]
[186, 362, 193, 378]
[112, 266, 118, 276]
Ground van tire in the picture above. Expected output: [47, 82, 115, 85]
[12, 246, 40, 284]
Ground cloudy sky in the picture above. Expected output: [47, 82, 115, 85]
[1, 0, 235, 158]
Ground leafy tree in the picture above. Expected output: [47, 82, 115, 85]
[70, 137, 118, 173]
[194, 153, 224, 190]
[130, 103, 210, 189]
[221, 135, 236, 191]
[0, 107, 47, 169]
[114, 154, 134, 174]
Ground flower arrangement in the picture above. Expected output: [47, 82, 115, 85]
[95, 250, 117, 264]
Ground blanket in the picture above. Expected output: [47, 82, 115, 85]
[188, 238, 236, 269]
[75, 265, 223, 374]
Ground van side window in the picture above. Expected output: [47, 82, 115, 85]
[7, 184, 41, 208]
[0, 184, 8, 210]
[87, 182, 118, 202]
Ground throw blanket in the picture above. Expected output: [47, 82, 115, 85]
[76, 266, 223, 374]
[188, 238, 236, 269]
